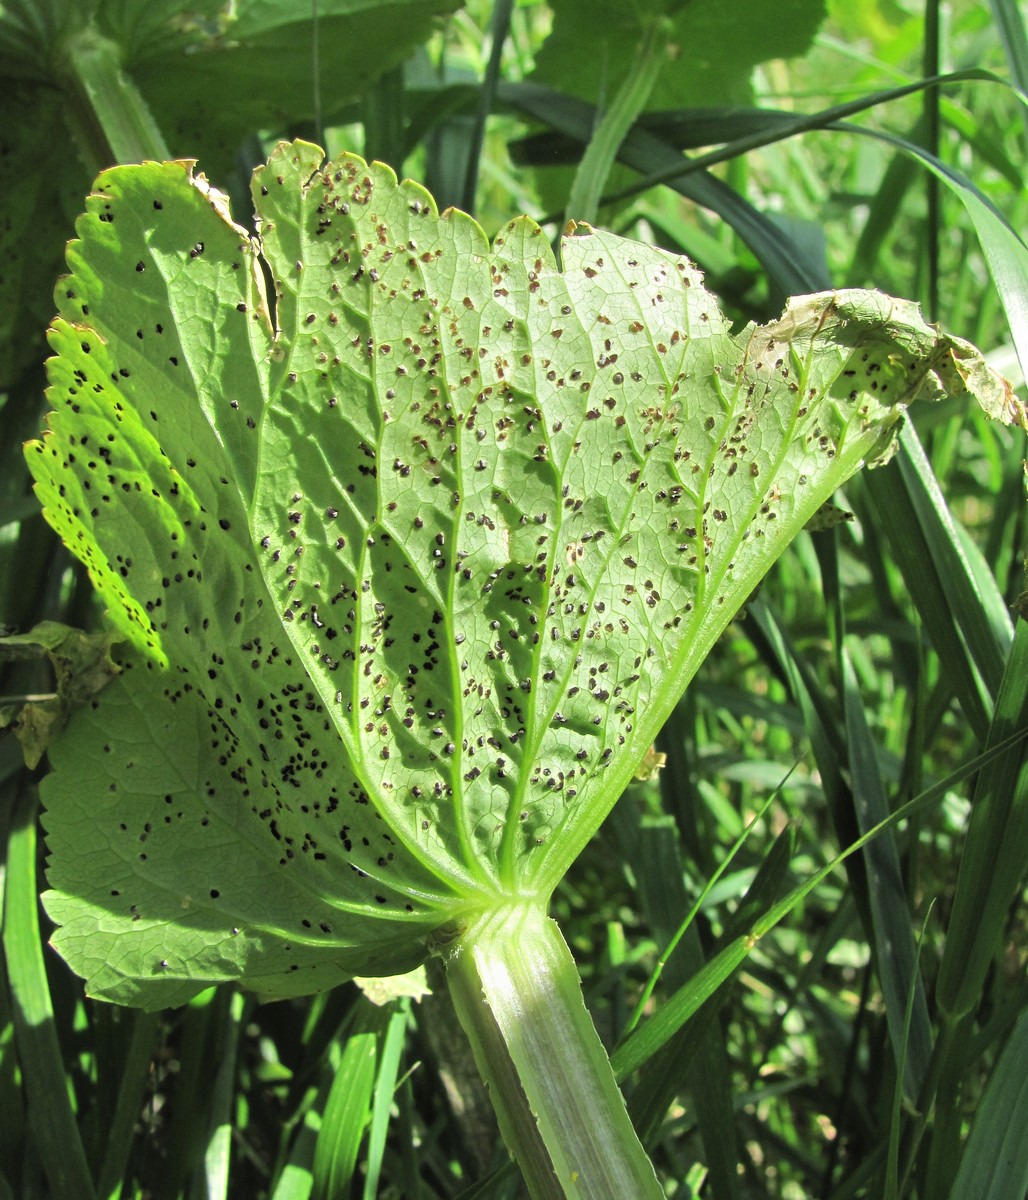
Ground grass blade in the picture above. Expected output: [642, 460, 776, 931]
[848, 119, 1028, 386]
[921, 0, 941, 319]
[624, 785, 784, 1038]
[270, 999, 371, 1200]
[936, 619, 1028, 1021]
[197, 988, 247, 1200]
[1, 781, 95, 1200]
[865, 424, 1012, 741]
[95, 1009, 161, 1200]
[840, 648, 933, 1100]
[311, 1027, 378, 1200]
[611, 785, 746, 1196]
[574, 70, 1010, 212]
[362, 1004, 408, 1200]
[562, 14, 671, 226]
[946, 1009, 1028, 1200]
[461, 0, 515, 214]
[362, 66, 407, 175]
[497, 79, 829, 292]
[155, 993, 219, 1200]
[988, 0, 1028, 140]
[745, 600, 871, 927]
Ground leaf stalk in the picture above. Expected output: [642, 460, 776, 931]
[444, 903, 665, 1199]
[563, 15, 673, 227]
[54, 25, 169, 173]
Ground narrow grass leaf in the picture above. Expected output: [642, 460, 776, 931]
[580, 70, 1009, 211]
[988, 0, 1028, 140]
[271, 1013, 366, 1200]
[611, 796, 745, 1197]
[361, 67, 408, 176]
[611, 927, 758, 1081]
[0, 990, 24, 1200]
[95, 1010, 162, 1200]
[404, 82, 480, 161]
[865, 425, 1011, 740]
[625, 786, 783, 1037]
[362, 1005, 408, 1199]
[719, 823, 797, 942]
[608, 805, 690, 976]
[200, 989, 247, 1200]
[1, 785, 95, 1200]
[627, 822, 795, 1147]
[510, 106, 805, 165]
[848, 137, 926, 285]
[885, 907, 935, 1200]
[745, 601, 872, 927]
[452, 1162, 520, 1199]
[154, 994, 218, 1200]
[311, 1032, 377, 1200]
[271, 1156, 315, 1200]
[952, 519, 1022, 660]
[461, 0, 515, 214]
[562, 14, 672, 227]
[946, 1008, 1028, 1200]
[841, 648, 933, 1100]
[936, 619, 1028, 1020]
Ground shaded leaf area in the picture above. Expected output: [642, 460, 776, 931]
[29, 142, 1014, 1008]
[117, 0, 460, 174]
[0, 86, 87, 387]
[530, 0, 826, 112]
[0, 0, 458, 388]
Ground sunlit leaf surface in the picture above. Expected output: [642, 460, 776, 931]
[30, 142, 1014, 1007]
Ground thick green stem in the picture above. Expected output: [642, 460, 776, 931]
[563, 15, 673, 228]
[443, 904, 665, 1200]
[54, 25, 170, 172]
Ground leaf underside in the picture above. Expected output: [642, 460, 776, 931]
[30, 141, 1013, 1007]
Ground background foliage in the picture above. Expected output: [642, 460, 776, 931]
[1, 1, 1026, 1198]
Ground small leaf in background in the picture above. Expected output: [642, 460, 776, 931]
[0, 622, 120, 768]
[354, 967, 431, 1006]
[27, 143, 1018, 1009]
[804, 501, 854, 531]
[633, 746, 667, 784]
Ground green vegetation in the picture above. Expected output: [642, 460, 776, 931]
[1, 2, 1026, 1198]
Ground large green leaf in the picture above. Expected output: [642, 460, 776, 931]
[530, 0, 826, 112]
[29, 142, 1017, 1008]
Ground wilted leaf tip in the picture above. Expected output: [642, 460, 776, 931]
[942, 336, 1028, 431]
